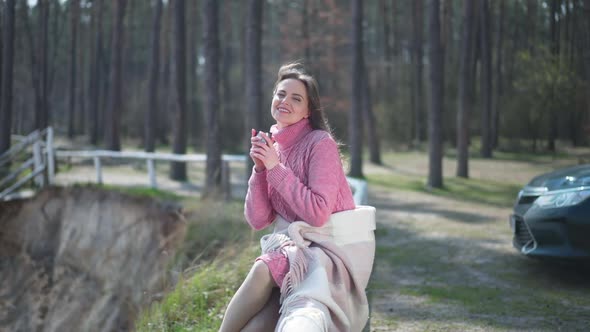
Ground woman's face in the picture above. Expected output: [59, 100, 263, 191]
[271, 78, 310, 129]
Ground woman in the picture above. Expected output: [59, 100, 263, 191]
[219, 63, 373, 332]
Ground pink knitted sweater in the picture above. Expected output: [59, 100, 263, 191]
[244, 119, 355, 230]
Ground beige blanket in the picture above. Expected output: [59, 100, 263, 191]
[260, 206, 376, 332]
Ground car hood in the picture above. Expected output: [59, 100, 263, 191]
[528, 164, 590, 191]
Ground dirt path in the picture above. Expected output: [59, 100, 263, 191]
[367, 184, 590, 331]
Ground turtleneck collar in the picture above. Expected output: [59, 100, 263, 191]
[270, 119, 313, 150]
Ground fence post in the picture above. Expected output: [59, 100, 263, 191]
[94, 157, 103, 184]
[46, 127, 55, 185]
[147, 159, 157, 189]
[221, 160, 231, 201]
[33, 140, 44, 187]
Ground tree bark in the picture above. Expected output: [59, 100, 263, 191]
[456, 0, 475, 178]
[203, 0, 223, 198]
[145, 0, 163, 153]
[245, 0, 263, 175]
[0, 0, 15, 155]
[492, 0, 505, 149]
[411, 0, 424, 145]
[349, 0, 364, 178]
[105, 0, 128, 151]
[68, 0, 80, 138]
[89, 0, 104, 145]
[188, 0, 200, 150]
[171, 0, 188, 181]
[428, 0, 444, 189]
[547, 0, 559, 152]
[479, 0, 493, 158]
[362, 65, 382, 165]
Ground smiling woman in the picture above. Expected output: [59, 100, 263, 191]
[219, 63, 374, 332]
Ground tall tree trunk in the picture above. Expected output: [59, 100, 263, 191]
[77, 20, 87, 135]
[411, 0, 424, 145]
[0, 0, 15, 155]
[479, 0, 493, 158]
[302, 0, 311, 61]
[89, 0, 104, 145]
[188, 0, 200, 150]
[203, 0, 222, 198]
[245, 0, 263, 175]
[171, 0, 187, 181]
[362, 66, 382, 165]
[492, 0, 505, 149]
[349, 0, 364, 178]
[105, 0, 128, 151]
[158, 1, 172, 146]
[547, 0, 559, 152]
[68, 0, 80, 138]
[37, 0, 49, 130]
[428, 0, 444, 189]
[456, 0, 476, 178]
[221, 0, 240, 151]
[526, 0, 537, 55]
[145, 0, 163, 153]
[380, 0, 394, 103]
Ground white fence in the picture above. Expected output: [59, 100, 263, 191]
[0, 128, 55, 199]
[1, 127, 368, 204]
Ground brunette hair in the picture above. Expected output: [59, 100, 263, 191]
[273, 63, 331, 133]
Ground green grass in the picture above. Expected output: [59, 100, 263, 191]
[99, 184, 187, 202]
[135, 247, 256, 332]
[366, 172, 521, 207]
[130, 191, 261, 332]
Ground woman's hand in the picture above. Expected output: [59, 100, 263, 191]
[250, 130, 280, 171]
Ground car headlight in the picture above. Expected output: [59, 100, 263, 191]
[534, 188, 590, 209]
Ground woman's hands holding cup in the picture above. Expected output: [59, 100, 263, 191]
[250, 129, 280, 172]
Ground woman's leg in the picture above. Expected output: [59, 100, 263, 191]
[241, 288, 281, 332]
[219, 260, 276, 332]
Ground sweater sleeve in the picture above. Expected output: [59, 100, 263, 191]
[244, 167, 276, 230]
[266, 137, 341, 227]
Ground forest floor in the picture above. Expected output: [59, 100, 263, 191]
[364, 151, 590, 331]
[50, 147, 590, 331]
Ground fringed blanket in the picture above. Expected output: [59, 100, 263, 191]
[260, 206, 376, 332]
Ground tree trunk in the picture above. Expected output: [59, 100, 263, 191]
[302, 0, 311, 61]
[158, 1, 172, 146]
[188, 0, 200, 150]
[456, 0, 476, 178]
[36, 0, 50, 130]
[203, 0, 223, 198]
[479, 0, 493, 158]
[171, 0, 188, 181]
[221, 0, 241, 151]
[492, 0, 505, 149]
[411, 0, 424, 145]
[68, 0, 80, 138]
[380, 0, 394, 103]
[245, 0, 263, 175]
[428, 0, 444, 189]
[362, 66, 382, 165]
[349, 0, 364, 178]
[89, 0, 104, 145]
[547, 0, 559, 152]
[105, 0, 128, 151]
[526, 0, 537, 55]
[145, 0, 163, 153]
[0, 0, 15, 155]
